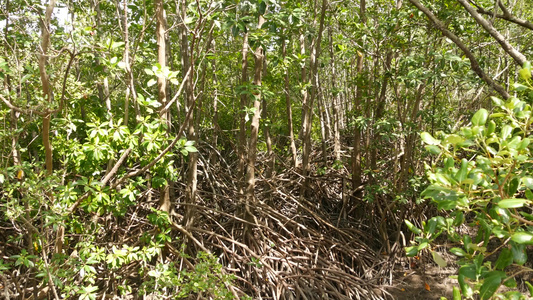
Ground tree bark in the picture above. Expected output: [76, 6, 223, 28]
[39, 0, 56, 176]
[155, 0, 171, 213]
[475, 3, 533, 31]
[243, 14, 266, 240]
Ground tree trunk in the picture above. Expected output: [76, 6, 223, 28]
[180, 0, 197, 227]
[155, 0, 171, 213]
[39, 0, 56, 176]
[243, 14, 265, 240]
[238, 32, 249, 195]
[301, 0, 328, 197]
[122, 0, 137, 126]
[261, 54, 274, 178]
[352, 52, 364, 191]
[282, 37, 298, 168]
[329, 28, 341, 162]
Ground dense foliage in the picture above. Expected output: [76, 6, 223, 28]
[0, 0, 532, 299]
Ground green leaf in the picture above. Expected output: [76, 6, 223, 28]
[523, 177, 533, 189]
[405, 220, 422, 234]
[511, 232, 533, 245]
[491, 96, 503, 107]
[184, 146, 197, 153]
[110, 41, 125, 49]
[450, 247, 466, 257]
[452, 286, 461, 300]
[519, 67, 531, 81]
[494, 248, 513, 270]
[502, 277, 517, 288]
[501, 125, 513, 141]
[497, 198, 528, 208]
[445, 134, 464, 145]
[459, 264, 477, 280]
[486, 120, 496, 136]
[480, 271, 504, 300]
[425, 145, 441, 154]
[472, 108, 489, 126]
[147, 79, 157, 87]
[431, 251, 447, 267]
[518, 138, 530, 150]
[458, 274, 474, 298]
[525, 281, 533, 296]
[405, 246, 418, 257]
[524, 61, 532, 73]
[425, 217, 438, 235]
[455, 159, 468, 183]
[513, 83, 529, 91]
[420, 132, 440, 145]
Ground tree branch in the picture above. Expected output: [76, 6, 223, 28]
[457, 0, 528, 67]
[475, 5, 533, 31]
[408, 0, 510, 99]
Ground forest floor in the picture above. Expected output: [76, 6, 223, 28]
[384, 247, 458, 299]
[387, 264, 457, 299]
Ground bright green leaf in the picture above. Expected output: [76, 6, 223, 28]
[511, 232, 533, 245]
[513, 83, 529, 91]
[420, 132, 440, 145]
[147, 79, 157, 87]
[405, 220, 422, 234]
[452, 286, 461, 300]
[472, 108, 489, 126]
[497, 198, 528, 208]
[450, 247, 466, 257]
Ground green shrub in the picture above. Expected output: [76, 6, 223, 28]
[407, 62, 533, 300]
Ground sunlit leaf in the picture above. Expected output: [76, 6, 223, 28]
[420, 132, 440, 145]
[431, 251, 447, 267]
[497, 198, 528, 208]
[511, 232, 533, 245]
[472, 108, 488, 126]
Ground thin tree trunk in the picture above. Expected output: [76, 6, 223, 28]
[181, 0, 197, 227]
[155, 0, 171, 213]
[261, 55, 274, 178]
[243, 14, 265, 240]
[282, 37, 298, 168]
[301, 0, 328, 197]
[238, 32, 249, 195]
[329, 28, 341, 162]
[456, 0, 527, 66]
[122, 0, 137, 126]
[39, 0, 56, 176]
[352, 0, 366, 191]
[318, 86, 328, 166]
